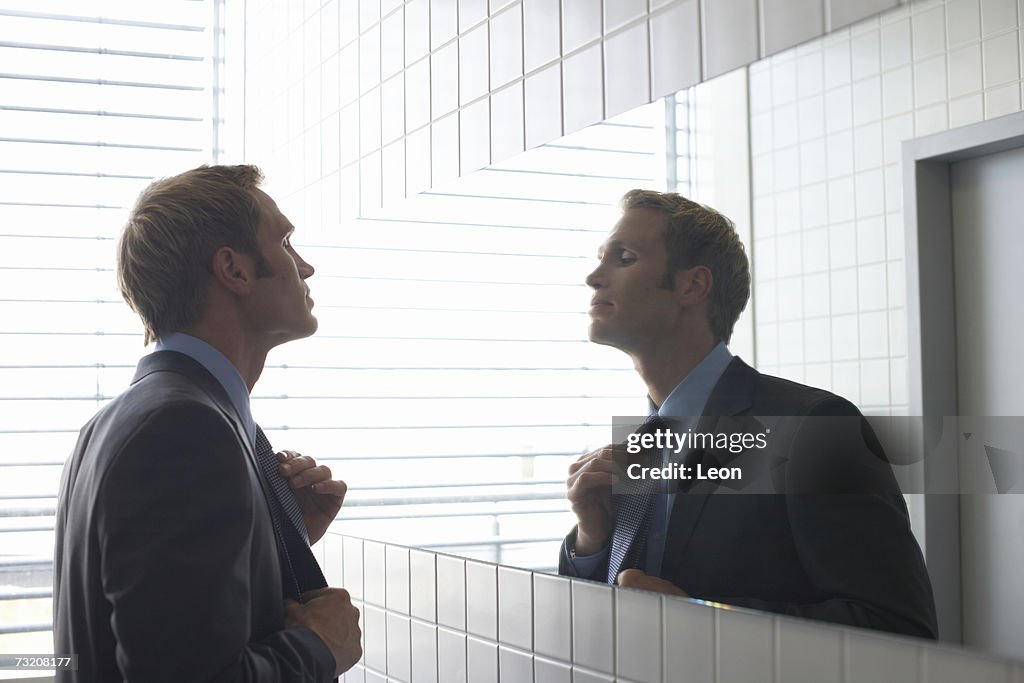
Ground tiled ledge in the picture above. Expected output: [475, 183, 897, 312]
[324, 532, 1024, 683]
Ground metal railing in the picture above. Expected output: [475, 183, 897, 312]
[0, 483, 573, 635]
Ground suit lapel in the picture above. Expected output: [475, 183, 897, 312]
[666, 357, 759, 561]
[700, 356, 756, 418]
[133, 351, 287, 557]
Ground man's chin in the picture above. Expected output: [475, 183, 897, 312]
[587, 323, 617, 347]
[278, 317, 319, 345]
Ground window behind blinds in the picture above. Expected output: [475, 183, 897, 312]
[0, 0, 218, 651]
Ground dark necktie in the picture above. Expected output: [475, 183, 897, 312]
[255, 426, 310, 544]
[253, 425, 326, 598]
[606, 416, 666, 584]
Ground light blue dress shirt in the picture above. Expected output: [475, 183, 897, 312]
[154, 333, 257, 449]
[567, 341, 734, 579]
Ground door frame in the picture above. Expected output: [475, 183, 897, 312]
[903, 110, 1024, 643]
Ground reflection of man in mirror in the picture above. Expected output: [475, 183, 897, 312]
[559, 189, 938, 638]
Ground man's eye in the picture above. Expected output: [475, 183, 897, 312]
[619, 252, 637, 265]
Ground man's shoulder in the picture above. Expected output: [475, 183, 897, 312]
[105, 360, 221, 421]
[746, 367, 861, 418]
[78, 360, 234, 460]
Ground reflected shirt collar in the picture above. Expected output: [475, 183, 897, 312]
[648, 341, 734, 418]
[153, 332, 256, 447]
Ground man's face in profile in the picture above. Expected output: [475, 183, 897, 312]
[245, 189, 319, 347]
[585, 207, 681, 353]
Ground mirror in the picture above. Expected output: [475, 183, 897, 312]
[263, 72, 750, 574]
[259, 62, 1024, 660]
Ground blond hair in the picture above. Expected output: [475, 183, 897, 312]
[117, 164, 269, 345]
[620, 189, 750, 343]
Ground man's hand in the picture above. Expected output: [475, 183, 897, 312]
[285, 587, 362, 676]
[277, 451, 347, 544]
[566, 445, 622, 555]
[616, 569, 690, 597]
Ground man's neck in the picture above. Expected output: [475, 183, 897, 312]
[179, 324, 268, 392]
[631, 336, 718, 408]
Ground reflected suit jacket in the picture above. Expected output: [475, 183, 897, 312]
[560, 357, 938, 639]
[53, 351, 336, 682]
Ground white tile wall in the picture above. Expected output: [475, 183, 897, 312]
[750, 0, 1024, 412]
[717, 607, 774, 683]
[382, 9, 405, 80]
[615, 588, 662, 682]
[604, 0, 647, 33]
[777, 617, 842, 682]
[466, 560, 499, 639]
[431, 0, 458, 50]
[430, 41, 459, 117]
[490, 81, 525, 160]
[460, 0, 488, 31]
[763, 0, 826, 55]
[364, 605, 388, 672]
[602, 21, 650, 119]
[411, 620, 438, 683]
[405, 0, 430, 65]
[562, 0, 601, 53]
[467, 636, 499, 683]
[524, 63, 563, 149]
[846, 630, 922, 682]
[562, 43, 604, 133]
[499, 646, 535, 682]
[459, 23, 490, 105]
[245, 0, 909, 206]
[490, 4, 523, 88]
[430, 111, 459, 186]
[533, 573, 572, 660]
[324, 533, 1024, 682]
[523, 0, 560, 73]
[571, 578, 614, 674]
[437, 626, 468, 683]
[386, 613, 412, 680]
[459, 96, 491, 173]
[386, 545, 411, 614]
[650, 0, 702, 98]
[409, 550, 438, 623]
[535, 656, 572, 683]
[498, 566, 534, 650]
[436, 553, 467, 631]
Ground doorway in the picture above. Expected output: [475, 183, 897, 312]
[950, 144, 1024, 657]
[905, 111, 1024, 654]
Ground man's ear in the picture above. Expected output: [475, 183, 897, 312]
[210, 246, 254, 296]
[675, 265, 713, 306]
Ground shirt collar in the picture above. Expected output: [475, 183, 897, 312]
[153, 332, 257, 446]
[649, 341, 734, 418]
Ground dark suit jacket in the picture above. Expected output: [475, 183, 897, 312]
[560, 357, 938, 639]
[53, 351, 336, 682]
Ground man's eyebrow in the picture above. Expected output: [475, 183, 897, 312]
[598, 238, 640, 256]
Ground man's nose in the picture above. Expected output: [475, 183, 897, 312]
[297, 253, 315, 278]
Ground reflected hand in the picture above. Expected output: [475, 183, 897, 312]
[617, 569, 690, 597]
[567, 445, 622, 555]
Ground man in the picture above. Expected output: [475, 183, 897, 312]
[53, 165, 362, 681]
[560, 189, 938, 639]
